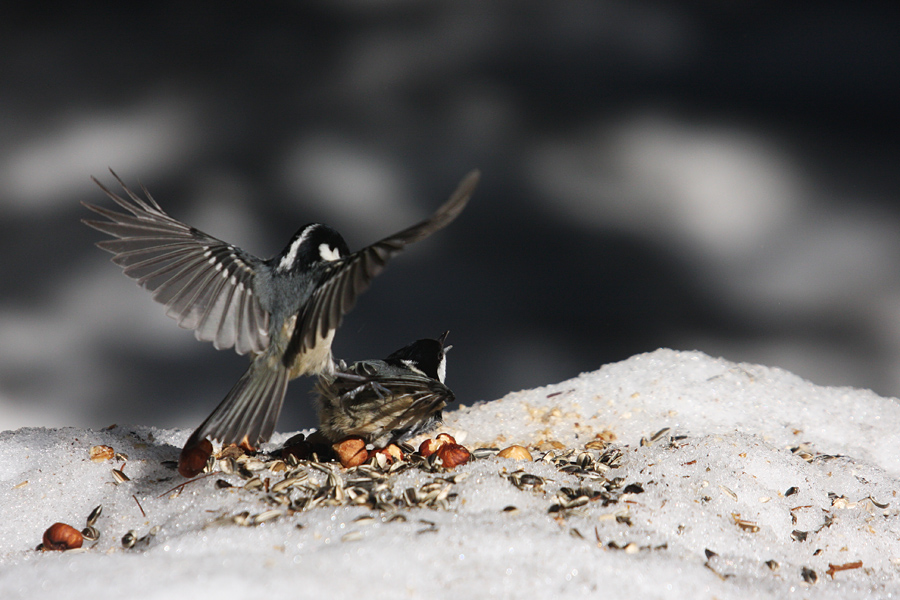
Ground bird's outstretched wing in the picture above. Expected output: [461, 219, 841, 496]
[83, 171, 270, 355]
[284, 170, 479, 368]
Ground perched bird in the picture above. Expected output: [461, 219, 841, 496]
[316, 332, 453, 447]
[83, 170, 479, 457]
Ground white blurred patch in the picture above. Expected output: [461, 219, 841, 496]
[720, 208, 900, 317]
[0, 263, 201, 430]
[187, 171, 263, 257]
[0, 93, 201, 212]
[280, 134, 416, 238]
[530, 113, 806, 258]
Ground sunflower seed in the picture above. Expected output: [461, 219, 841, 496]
[111, 469, 130, 484]
[622, 483, 644, 495]
[416, 520, 438, 534]
[241, 458, 266, 471]
[251, 510, 282, 525]
[353, 515, 376, 525]
[472, 447, 499, 459]
[271, 476, 306, 494]
[719, 485, 738, 502]
[121, 530, 136, 549]
[309, 462, 334, 475]
[86, 505, 102, 527]
[285, 467, 309, 481]
[243, 477, 264, 491]
[861, 495, 890, 510]
[406, 488, 423, 505]
[650, 428, 670, 443]
[733, 516, 759, 533]
[341, 531, 364, 542]
[564, 496, 590, 509]
[266, 460, 287, 472]
[81, 526, 100, 542]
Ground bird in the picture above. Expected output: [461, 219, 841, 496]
[315, 332, 454, 448]
[82, 170, 479, 460]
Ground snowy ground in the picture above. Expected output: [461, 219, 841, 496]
[2, 348, 900, 599]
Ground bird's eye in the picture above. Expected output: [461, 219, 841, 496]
[318, 243, 341, 261]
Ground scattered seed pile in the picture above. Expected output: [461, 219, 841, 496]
[25, 431, 640, 550]
[2, 349, 900, 599]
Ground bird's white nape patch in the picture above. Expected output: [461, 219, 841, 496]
[278, 225, 318, 271]
[319, 243, 341, 261]
[402, 359, 426, 377]
[437, 354, 447, 384]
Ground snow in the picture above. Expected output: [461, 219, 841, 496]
[2, 348, 900, 599]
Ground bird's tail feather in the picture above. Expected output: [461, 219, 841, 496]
[182, 361, 289, 452]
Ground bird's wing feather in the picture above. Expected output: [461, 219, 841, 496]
[329, 367, 455, 412]
[284, 170, 479, 367]
[83, 171, 270, 355]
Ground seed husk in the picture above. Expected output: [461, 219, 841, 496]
[111, 469, 130, 484]
[86, 505, 102, 527]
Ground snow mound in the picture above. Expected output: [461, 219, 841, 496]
[2, 349, 899, 599]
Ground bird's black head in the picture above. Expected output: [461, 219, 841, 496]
[385, 331, 450, 383]
[273, 223, 350, 274]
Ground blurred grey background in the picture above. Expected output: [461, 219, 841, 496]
[1, 1, 899, 433]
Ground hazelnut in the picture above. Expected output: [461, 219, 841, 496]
[596, 429, 617, 442]
[418, 439, 441, 457]
[178, 438, 213, 478]
[333, 437, 369, 468]
[42, 523, 83, 551]
[435, 443, 471, 469]
[497, 445, 533, 461]
[217, 444, 247, 461]
[372, 444, 404, 465]
[419, 433, 457, 457]
[89, 445, 114, 462]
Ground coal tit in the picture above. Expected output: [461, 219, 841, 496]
[83, 171, 478, 455]
[316, 332, 453, 447]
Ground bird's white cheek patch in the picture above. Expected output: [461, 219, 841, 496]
[437, 355, 447, 384]
[319, 243, 341, 261]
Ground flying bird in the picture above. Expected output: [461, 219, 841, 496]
[83, 170, 478, 458]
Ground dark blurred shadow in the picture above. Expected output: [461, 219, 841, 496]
[2, 1, 900, 433]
